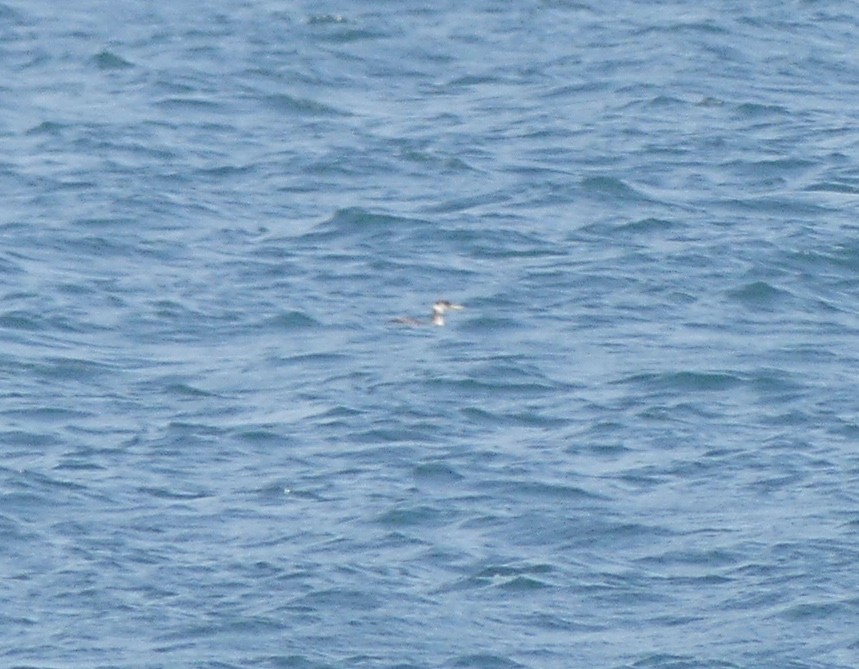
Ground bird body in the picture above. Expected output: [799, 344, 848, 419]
[391, 300, 464, 327]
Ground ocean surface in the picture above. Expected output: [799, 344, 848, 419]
[3, 1, 859, 667]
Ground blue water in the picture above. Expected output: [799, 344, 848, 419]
[3, 1, 859, 667]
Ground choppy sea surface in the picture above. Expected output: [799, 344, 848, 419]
[3, 1, 859, 667]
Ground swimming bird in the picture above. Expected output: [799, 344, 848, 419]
[391, 300, 465, 327]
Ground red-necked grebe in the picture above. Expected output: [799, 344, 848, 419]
[392, 300, 465, 326]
